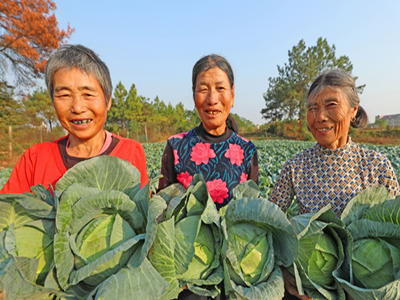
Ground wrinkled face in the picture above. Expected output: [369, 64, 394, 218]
[194, 67, 235, 135]
[52, 68, 111, 144]
[307, 87, 358, 150]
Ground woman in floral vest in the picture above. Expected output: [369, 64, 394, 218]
[158, 54, 259, 300]
[158, 54, 259, 210]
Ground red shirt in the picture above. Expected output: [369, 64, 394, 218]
[0, 134, 149, 194]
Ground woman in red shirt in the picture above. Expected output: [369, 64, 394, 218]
[1, 44, 148, 194]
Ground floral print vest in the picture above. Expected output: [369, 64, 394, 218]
[168, 128, 257, 210]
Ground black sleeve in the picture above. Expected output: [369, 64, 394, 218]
[248, 150, 259, 185]
[157, 142, 178, 192]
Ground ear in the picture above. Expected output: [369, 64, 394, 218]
[351, 106, 358, 119]
[107, 96, 112, 111]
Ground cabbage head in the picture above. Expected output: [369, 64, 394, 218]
[220, 185, 298, 300]
[54, 156, 169, 299]
[289, 205, 351, 300]
[148, 174, 223, 299]
[335, 187, 400, 300]
[0, 185, 66, 299]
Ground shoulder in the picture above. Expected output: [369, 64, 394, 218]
[290, 144, 316, 161]
[113, 133, 142, 148]
[111, 134, 146, 158]
[350, 142, 391, 163]
[167, 129, 194, 141]
[25, 136, 66, 155]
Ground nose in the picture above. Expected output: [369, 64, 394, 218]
[206, 88, 219, 105]
[70, 95, 85, 113]
[314, 107, 328, 122]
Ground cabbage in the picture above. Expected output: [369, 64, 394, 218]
[148, 174, 223, 299]
[289, 205, 351, 300]
[334, 187, 400, 300]
[220, 181, 298, 300]
[53, 156, 169, 299]
[0, 185, 66, 299]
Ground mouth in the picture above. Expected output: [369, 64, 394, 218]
[315, 126, 333, 132]
[71, 119, 92, 125]
[205, 109, 221, 116]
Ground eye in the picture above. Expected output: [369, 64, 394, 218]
[327, 102, 337, 108]
[197, 87, 207, 92]
[57, 93, 70, 98]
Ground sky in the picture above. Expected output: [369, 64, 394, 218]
[45, 0, 400, 125]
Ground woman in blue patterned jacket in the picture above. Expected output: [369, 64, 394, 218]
[158, 54, 258, 300]
[159, 54, 259, 211]
[269, 69, 400, 300]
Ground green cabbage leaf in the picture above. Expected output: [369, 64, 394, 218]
[148, 174, 223, 299]
[220, 181, 298, 300]
[53, 156, 168, 299]
[0, 185, 68, 299]
[289, 205, 351, 300]
[334, 186, 400, 300]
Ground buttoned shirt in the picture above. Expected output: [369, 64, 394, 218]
[269, 139, 400, 216]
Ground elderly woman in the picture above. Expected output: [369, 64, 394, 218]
[0, 44, 148, 194]
[158, 54, 258, 300]
[269, 69, 400, 300]
[159, 54, 258, 209]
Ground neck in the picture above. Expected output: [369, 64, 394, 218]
[67, 130, 106, 158]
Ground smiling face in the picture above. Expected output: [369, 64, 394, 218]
[194, 67, 235, 135]
[307, 87, 358, 150]
[52, 68, 111, 146]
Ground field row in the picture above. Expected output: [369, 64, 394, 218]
[1, 140, 399, 193]
[143, 140, 400, 196]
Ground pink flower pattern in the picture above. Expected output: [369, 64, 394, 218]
[173, 150, 179, 165]
[207, 179, 229, 204]
[240, 173, 248, 183]
[177, 172, 193, 188]
[225, 144, 244, 166]
[237, 135, 249, 142]
[190, 143, 216, 165]
[168, 132, 188, 140]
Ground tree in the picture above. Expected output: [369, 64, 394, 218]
[0, 0, 74, 87]
[0, 81, 23, 127]
[23, 87, 58, 130]
[107, 81, 127, 131]
[261, 38, 365, 129]
[231, 113, 256, 133]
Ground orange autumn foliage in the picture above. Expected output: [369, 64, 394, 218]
[0, 0, 74, 85]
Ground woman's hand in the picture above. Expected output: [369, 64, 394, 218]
[280, 266, 311, 300]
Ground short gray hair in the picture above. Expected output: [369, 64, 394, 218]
[45, 44, 112, 105]
[307, 69, 368, 128]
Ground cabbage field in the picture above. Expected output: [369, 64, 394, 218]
[144, 140, 400, 195]
[1, 140, 400, 192]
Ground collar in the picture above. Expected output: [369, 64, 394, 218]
[195, 122, 232, 143]
[314, 136, 355, 156]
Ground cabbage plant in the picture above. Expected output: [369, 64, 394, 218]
[0, 185, 66, 299]
[220, 181, 298, 300]
[53, 156, 169, 299]
[334, 187, 400, 300]
[148, 174, 223, 299]
[289, 205, 351, 300]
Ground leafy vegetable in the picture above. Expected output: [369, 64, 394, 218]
[289, 205, 351, 300]
[53, 156, 168, 299]
[148, 174, 223, 299]
[334, 187, 400, 300]
[0, 185, 67, 299]
[220, 181, 298, 300]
